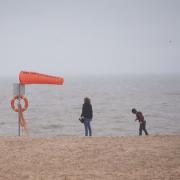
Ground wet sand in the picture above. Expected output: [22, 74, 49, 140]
[0, 135, 180, 180]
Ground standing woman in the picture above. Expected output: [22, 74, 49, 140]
[81, 97, 93, 136]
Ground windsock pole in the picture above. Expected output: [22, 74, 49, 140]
[11, 71, 64, 136]
[17, 85, 21, 136]
[12, 83, 26, 136]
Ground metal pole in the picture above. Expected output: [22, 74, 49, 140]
[18, 83, 21, 136]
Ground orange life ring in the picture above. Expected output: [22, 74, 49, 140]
[11, 95, 28, 112]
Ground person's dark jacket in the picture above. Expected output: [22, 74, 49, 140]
[81, 102, 93, 119]
[136, 112, 145, 123]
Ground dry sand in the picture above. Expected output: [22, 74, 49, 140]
[0, 135, 180, 180]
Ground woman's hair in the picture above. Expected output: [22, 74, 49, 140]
[84, 97, 91, 104]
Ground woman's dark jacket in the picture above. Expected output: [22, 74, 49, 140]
[81, 103, 93, 119]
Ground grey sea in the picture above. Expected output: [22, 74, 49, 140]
[0, 74, 180, 137]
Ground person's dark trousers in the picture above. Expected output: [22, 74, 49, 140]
[84, 118, 92, 136]
[139, 121, 149, 136]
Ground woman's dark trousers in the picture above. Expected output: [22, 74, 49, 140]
[84, 118, 92, 136]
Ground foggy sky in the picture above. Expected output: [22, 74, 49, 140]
[0, 0, 180, 77]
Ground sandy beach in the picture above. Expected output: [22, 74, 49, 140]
[0, 135, 180, 180]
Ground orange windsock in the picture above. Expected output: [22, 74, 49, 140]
[19, 71, 64, 85]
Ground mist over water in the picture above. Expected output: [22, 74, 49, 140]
[0, 74, 180, 137]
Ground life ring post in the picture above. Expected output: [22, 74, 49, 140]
[12, 83, 26, 136]
[18, 95, 21, 136]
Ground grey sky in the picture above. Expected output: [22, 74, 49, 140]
[0, 0, 180, 77]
